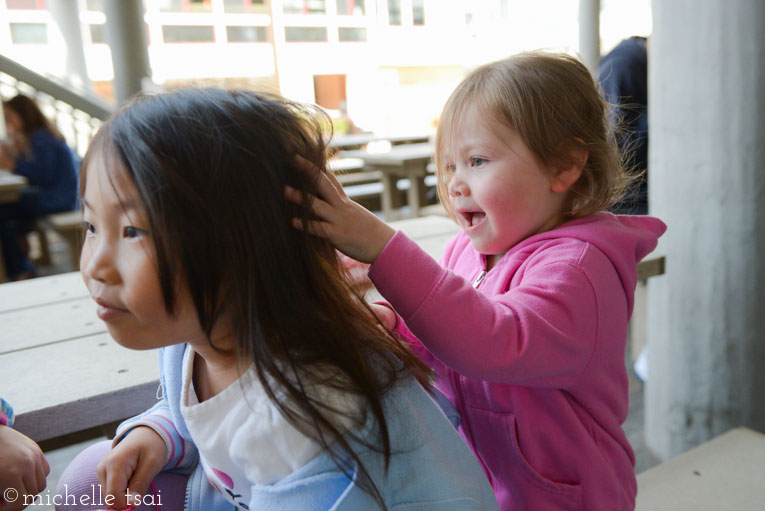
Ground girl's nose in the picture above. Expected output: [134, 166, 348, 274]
[82, 239, 117, 284]
[448, 171, 469, 198]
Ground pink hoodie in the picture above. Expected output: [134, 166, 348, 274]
[369, 212, 666, 511]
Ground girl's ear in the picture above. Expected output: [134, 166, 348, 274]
[551, 144, 588, 194]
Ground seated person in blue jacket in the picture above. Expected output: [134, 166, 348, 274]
[0, 94, 78, 280]
[54, 88, 498, 511]
[0, 398, 50, 511]
[597, 36, 648, 215]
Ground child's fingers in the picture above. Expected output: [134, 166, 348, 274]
[294, 156, 348, 203]
[103, 467, 130, 510]
[291, 217, 332, 239]
[294, 155, 321, 176]
[33, 458, 47, 495]
[284, 185, 312, 205]
[314, 172, 346, 205]
[285, 186, 336, 221]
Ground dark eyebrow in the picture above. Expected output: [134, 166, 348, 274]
[82, 198, 141, 212]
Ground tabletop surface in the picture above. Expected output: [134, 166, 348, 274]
[338, 143, 434, 167]
[328, 133, 432, 149]
[0, 170, 27, 198]
[636, 427, 765, 510]
[327, 157, 365, 173]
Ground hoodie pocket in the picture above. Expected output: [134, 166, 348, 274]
[468, 408, 582, 511]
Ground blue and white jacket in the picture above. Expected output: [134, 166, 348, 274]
[115, 343, 498, 511]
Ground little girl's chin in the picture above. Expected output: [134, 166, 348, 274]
[106, 329, 168, 351]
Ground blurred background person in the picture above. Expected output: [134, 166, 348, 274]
[0, 94, 79, 280]
[598, 36, 648, 215]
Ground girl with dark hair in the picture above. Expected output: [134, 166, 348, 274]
[0, 94, 78, 280]
[55, 88, 497, 511]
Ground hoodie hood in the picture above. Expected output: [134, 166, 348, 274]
[512, 212, 666, 311]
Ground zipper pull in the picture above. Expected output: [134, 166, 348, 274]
[472, 270, 488, 288]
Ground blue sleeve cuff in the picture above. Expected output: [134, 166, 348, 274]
[0, 397, 14, 427]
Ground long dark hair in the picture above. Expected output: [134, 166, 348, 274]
[82, 88, 430, 505]
[3, 94, 63, 140]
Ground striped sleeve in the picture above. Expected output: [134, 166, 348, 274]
[112, 398, 197, 472]
[0, 397, 14, 427]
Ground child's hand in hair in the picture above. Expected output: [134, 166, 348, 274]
[338, 251, 374, 294]
[0, 425, 49, 511]
[287, 157, 396, 264]
[369, 303, 398, 332]
[96, 426, 166, 510]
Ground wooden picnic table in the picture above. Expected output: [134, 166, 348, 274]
[0, 271, 158, 448]
[0, 170, 29, 282]
[339, 143, 435, 220]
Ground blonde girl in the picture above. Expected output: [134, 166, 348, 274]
[290, 52, 666, 510]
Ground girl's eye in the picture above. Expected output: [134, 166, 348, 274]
[123, 226, 146, 239]
[82, 221, 95, 236]
[469, 157, 488, 167]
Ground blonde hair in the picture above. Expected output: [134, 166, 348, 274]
[435, 51, 633, 220]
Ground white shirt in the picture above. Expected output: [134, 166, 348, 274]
[180, 349, 362, 508]
[180, 349, 325, 507]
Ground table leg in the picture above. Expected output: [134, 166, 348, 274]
[380, 172, 396, 221]
[405, 165, 425, 218]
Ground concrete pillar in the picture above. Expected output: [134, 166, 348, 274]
[103, 0, 152, 105]
[578, 0, 600, 72]
[46, 0, 91, 91]
[645, 0, 765, 460]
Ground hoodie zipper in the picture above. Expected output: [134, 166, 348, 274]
[472, 270, 488, 288]
[457, 265, 492, 483]
[452, 371, 490, 483]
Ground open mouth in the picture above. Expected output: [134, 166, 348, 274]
[460, 211, 487, 228]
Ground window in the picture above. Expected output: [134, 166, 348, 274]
[85, 0, 103, 11]
[10, 23, 47, 44]
[159, 0, 212, 13]
[283, 0, 326, 15]
[412, 0, 425, 25]
[6, 0, 45, 9]
[284, 27, 327, 42]
[162, 26, 215, 43]
[336, 0, 364, 16]
[223, 0, 267, 13]
[338, 27, 366, 41]
[387, 0, 401, 25]
[226, 26, 267, 42]
[90, 24, 106, 44]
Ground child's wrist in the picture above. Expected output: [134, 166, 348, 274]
[368, 223, 396, 263]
